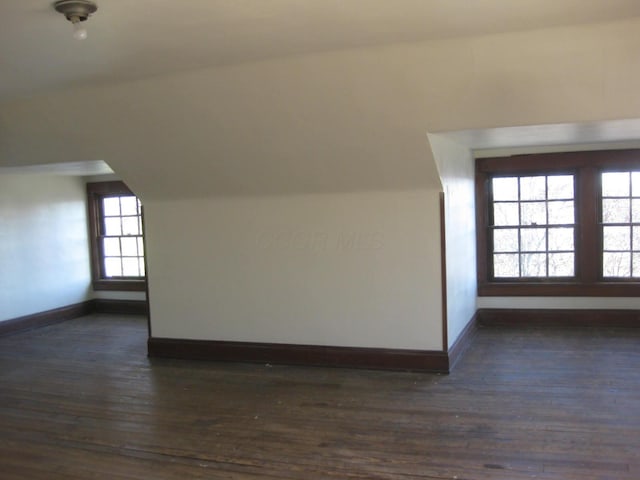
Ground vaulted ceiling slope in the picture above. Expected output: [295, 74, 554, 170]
[3, 6, 640, 199]
[2, 0, 640, 100]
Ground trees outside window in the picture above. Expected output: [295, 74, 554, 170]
[87, 181, 146, 291]
[476, 150, 640, 296]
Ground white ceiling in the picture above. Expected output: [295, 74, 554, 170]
[3, 0, 640, 102]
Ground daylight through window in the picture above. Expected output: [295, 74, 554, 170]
[601, 171, 640, 278]
[476, 150, 640, 297]
[87, 181, 146, 291]
[491, 175, 575, 278]
[101, 195, 145, 278]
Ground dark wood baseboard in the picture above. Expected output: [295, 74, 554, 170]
[447, 312, 478, 370]
[0, 299, 148, 337]
[478, 308, 640, 328]
[148, 337, 450, 373]
[0, 301, 94, 336]
[93, 299, 148, 316]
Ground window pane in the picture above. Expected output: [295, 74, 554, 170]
[103, 237, 121, 257]
[104, 257, 122, 277]
[104, 217, 122, 236]
[548, 227, 574, 251]
[603, 226, 630, 250]
[548, 201, 574, 225]
[489, 173, 575, 280]
[547, 175, 574, 200]
[493, 229, 518, 252]
[520, 202, 546, 226]
[139, 258, 146, 276]
[603, 252, 631, 277]
[634, 253, 640, 278]
[122, 257, 140, 276]
[122, 217, 140, 235]
[492, 177, 518, 201]
[602, 172, 630, 197]
[103, 197, 120, 216]
[521, 253, 546, 277]
[632, 199, 640, 223]
[120, 196, 138, 216]
[137, 237, 145, 256]
[632, 172, 640, 197]
[602, 198, 630, 224]
[634, 226, 640, 251]
[493, 203, 519, 226]
[549, 253, 574, 276]
[520, 176, 546, 201]
[521, 228, 546, 252]
[121, 237, 138, 256]
[493, 254, 519, 277]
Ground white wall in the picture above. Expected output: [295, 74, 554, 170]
[146, 189, 443, 350]
[0, 175, 92, 322]
[478, 297, 640, 310]
[429, 134, 477, 348]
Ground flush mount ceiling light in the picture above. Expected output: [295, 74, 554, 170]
[53, 0, 98, 40]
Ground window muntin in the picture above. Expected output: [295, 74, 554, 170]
[476, 150, 640, 297]
[87, 181, 146, 291]
[601, 171, 640, 278]
[100, 195, 145, 278]
[490, 174, 575, 279]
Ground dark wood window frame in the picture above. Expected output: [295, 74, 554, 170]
[476, 149, 640, 297]
[87, 181, 146, 292]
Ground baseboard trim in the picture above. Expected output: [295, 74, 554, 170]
[477, 308, 640, 328]
[93, 299, 148, 316]
[447, 312, 479, 370]
[0, 299, 148, 337]
[148, 337, 450, 372]
[0, 301, 94, 336]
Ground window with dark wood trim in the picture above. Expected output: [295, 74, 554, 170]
[87, 181, 146, 292]
[476, 149, 640, 296]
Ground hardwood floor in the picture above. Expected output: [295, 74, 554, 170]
[1, 314, 639, 479]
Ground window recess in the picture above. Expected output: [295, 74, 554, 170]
[476, 150, 640, 296]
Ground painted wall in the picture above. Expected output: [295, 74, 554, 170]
[429, 134, 478, 348]
[145, 190, 443, 350]
[0, 175, 92, 322]
[3, 19, 640, 344]
[478, 297, 640, 309]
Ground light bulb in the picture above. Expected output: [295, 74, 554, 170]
[71, 18, 88, 40]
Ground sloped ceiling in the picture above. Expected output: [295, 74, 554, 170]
[3, 4, 640, 198]
[2, 0, 640, 100]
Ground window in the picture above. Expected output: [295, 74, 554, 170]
[476, 150, 640, 296]
[491, 174, 575, 278]
[87, 181, 146, 291]
[601, 171, 640, 278]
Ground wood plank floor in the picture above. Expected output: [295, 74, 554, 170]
[1, 315, 639, 479]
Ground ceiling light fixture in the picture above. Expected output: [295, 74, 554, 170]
[53, 0, 98, 41]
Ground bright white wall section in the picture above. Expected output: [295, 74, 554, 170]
[429, 134, 477, 349]
[478, 297, 640, 309]
[0, 175, 92, 322]
[146, 190, 442, 350]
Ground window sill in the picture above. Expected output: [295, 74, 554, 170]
[478, 281, 640, 297]
[93, 279, 147, 292]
